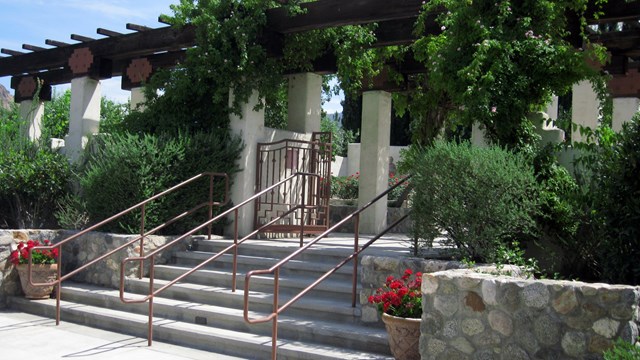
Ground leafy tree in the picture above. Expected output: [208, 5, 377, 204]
[404, 0, 608, 148]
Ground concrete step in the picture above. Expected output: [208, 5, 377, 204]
[125, 277, 364, 325]
[56, 282, 390, 355]
[152, 264, 357, 302]
[173, 250, 357, 283]
[9, 294, 393, 360]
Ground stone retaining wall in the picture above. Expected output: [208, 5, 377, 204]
[0, 230, 183, 307]
[421, 269, 640, 359]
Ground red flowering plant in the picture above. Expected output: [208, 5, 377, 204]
[9, 240, 58, 265]
[368, 268, 423, 318]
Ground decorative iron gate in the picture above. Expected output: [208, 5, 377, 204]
[254, 132, 332, 235]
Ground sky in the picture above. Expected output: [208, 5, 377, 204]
[0, 0, 343, 113]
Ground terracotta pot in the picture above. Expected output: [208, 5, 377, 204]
[381, 313, 421, 360]
[16, 264, 57, 300]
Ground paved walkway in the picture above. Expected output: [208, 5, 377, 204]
[0, 310, 243, 359]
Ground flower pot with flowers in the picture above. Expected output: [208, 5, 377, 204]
[10, 240, 59, 299]
[368, 268, 422, 360]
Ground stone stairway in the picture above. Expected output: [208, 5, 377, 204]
[8, 235, 400, 359]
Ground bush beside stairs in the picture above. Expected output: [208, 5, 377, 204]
[8, 236, 394, 359]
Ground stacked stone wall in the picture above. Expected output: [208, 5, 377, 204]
[0, 230, 184, 307]
[421, 269, 640, 359]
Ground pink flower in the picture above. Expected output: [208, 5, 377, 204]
[491, 106, 497, 113]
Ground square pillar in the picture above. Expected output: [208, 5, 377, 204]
[130, 87, 146, 111]
[571, 80, 599, 143]
[545, 95, 559, 122]
[471, 122, 489, 148]
[358, 91, 391, 234]
[18, 100, 44, 141]
[612, 97, 640, 132]
[65, 77, 101, 162]
[228, 89, 265, 237]
[287, 73, 322, 134]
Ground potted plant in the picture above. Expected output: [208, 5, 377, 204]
[368, 268, 422, 360]
[10, 240, 59, 299]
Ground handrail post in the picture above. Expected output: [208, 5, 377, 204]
[232, 209, 239, 292]
[148, 256, 155, 346]
[272, 268, 280, 360]
[139, 204, 146, 279]
[352, 214, 360, 308]
[208, 174, 214, 240]
[299, 175, 306, 247]
[56, 247, 62, 325]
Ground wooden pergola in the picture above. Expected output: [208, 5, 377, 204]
[1, 0, 640, 101]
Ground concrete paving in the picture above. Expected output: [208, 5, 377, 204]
[0, 310, 244, 360]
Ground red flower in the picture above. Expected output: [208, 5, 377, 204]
[368, 268, 423, 319]
[9, 240, 58, 266]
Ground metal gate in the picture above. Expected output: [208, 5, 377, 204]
[254, 132, 332, 235]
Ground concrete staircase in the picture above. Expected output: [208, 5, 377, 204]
[8, 235, 397, 359]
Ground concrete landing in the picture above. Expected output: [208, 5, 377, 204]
[0, 310, 243, 360]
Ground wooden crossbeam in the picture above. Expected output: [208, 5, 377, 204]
[22, 44, 47, 52]
[97, 28, 123, 37]
[0, 25, 196, 77]
[45, 39, 70, 47]
[1, 48, 25, 56]
[127, 23, 152, 32]
[265, 0, 424, 33]
[71, 34, 95, 42]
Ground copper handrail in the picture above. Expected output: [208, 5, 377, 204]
[243, 175, 412, 360]
[118, 172, 319, 345]
[24, 172, 229, 326]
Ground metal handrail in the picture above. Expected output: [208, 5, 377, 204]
[24, 172, 229, 326]
[243, 174, 412, 360]
[118, 172, 319, 345]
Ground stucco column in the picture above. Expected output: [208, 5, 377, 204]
[228, 89, 265, 237]
[18, 100, 44, 141]
[471, 123, 489, 148]
[571, 80, 599, 143]
[545, 95, 559, 121]
[287, 73, 322, 134]
[65, 77, 101, 162]
[358, 91, 391, 234]
[130, 87, 146, 111]
[612, 97, 640, 132]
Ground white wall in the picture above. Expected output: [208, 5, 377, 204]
[343, 143, 408, 176]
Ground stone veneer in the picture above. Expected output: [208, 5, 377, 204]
[421, 269, 640, 359]
[0, 230, 183, 307]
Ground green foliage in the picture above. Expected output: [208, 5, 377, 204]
[0, 132, 71, 228]
[603, 338, 640, 360]
[331, 173, 359, 200]
[583, 116, 640, 285]
[42, 90, 71, 139]
[320, 112, 357, 158]
[409, 0, 608, 148]
[80, 131, 242, 234]
[402, 141, 539, 263]
[99, 97, 129, 134]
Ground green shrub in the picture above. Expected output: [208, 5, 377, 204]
[603, 338, 640, 360]
[80, 130, 242, 234]
[0, 139, 71, 229]
[401, 141, 539, 263]
[331, 173, 359, 200]
[587, 115, 640, 285]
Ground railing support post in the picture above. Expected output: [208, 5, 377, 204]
[233, 209, 239, 292]
[272, 268, 280, 360]
[139, 204, 146, 279]
[352, 214, 360, 308]
[56, 248, 62, 325]
[208, 174, 214, 240]
[299, 175, 307, 247]
[148, 257, 155, 346]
